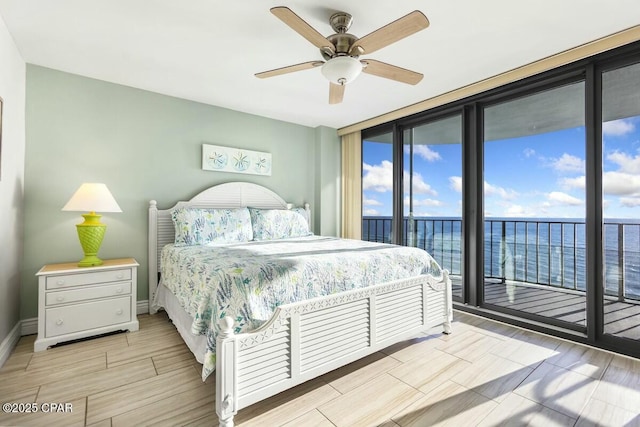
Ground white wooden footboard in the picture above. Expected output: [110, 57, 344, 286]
[215, 271, 453, 427]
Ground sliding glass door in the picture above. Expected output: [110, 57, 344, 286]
[482, 81, 587, 329]
[601, 61, 640, 342]
[403, 115, 463, 298]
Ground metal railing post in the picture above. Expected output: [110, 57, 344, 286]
[618, 223, 625, 302]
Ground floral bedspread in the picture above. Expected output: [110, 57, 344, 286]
[159, 235, 443, 380]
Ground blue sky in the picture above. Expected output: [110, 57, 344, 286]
[363, 116, 640, 219]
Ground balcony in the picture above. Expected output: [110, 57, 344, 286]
[362, 216, 640, 340]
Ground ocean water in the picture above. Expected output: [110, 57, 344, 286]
[363, 217, 640, 299]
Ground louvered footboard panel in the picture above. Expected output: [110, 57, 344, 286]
[299, 299, 370, 372]
[376, 285, 424, 342]
[425, 286, 446, 325]
[237, 320, 291, 396]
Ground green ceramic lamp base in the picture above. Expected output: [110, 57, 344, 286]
[76, 212, 107, 267]
[77, 254, 104, 267]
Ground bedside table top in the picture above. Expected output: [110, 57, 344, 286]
[37, 258, 139, 275]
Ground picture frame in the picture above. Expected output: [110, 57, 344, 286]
[202, 144, 272, 176]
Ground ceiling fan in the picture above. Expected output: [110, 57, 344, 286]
[255, 7, 430, 104]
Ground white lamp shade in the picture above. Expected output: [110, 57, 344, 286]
[321, 56, 362, 85]
[62, 183, 122, 213]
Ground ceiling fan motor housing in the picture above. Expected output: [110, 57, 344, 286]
[322, 33, 359, 60]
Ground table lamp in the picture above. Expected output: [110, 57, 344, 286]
[62, 183, 122, 267]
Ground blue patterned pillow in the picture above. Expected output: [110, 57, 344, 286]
[249, 208, 312, 241]
[172, 207, 253, 246]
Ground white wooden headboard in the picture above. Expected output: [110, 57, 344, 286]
[148, 182, 311, 312]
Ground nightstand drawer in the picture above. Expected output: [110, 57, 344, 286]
[45, 296, 132, 337]
[46, 268, 132, 289]
[45, 282, 132, 306]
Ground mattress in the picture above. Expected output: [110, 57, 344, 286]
[159, 235, 443, 379]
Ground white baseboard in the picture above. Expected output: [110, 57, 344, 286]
[137, 300, 149, 315]
[0, 321, 22, 368]
[21, 318, 38, 336]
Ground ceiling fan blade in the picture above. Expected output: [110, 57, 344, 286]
[361, 59, 423, 85]
[350, 11, 429, 55]
[271, 7, 334, 51]
[255, 61, 324, 79]
[329, 82, 345, 104]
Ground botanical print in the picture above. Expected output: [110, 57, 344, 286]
[202, 144, 272, 176]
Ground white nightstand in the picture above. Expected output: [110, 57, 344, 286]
[34, 258, 139, 352]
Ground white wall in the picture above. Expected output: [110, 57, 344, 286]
[0, 15, 26, 350]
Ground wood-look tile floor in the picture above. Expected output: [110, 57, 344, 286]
[2, 311, 640, 426]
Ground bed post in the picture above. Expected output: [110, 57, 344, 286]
[148, 200, 159, 315]
[216, 317, 238, 427]
[443, 270, 453, 334]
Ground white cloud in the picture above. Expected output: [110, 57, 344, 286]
[547, 191, 583, 206]
[449, 176, 462, 193]
[551, 153, 585, 173]
[406, 145, 442, 161]
[363, 161, 437, 195]
[619, 197, 640, 207]
[363, 161, 393, 192]
[595, 150, 640, 198]
[404, 196, 443, 207]
[363, 208, 380, 215]
[407, 172, 437, 195]
[603, 171, 640, 196]
[363, 197, 382, 206]
[560, 176, 585, 190]
[484, 181, 517, 200]
[504, 204, 533, 217]
[603, 119, 635, 137]
[560, 170, 640, 197]
[523, 148, 536, 158]
[607, 151, 640, 174]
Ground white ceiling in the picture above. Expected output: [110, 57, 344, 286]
[1, 1, 639, 129]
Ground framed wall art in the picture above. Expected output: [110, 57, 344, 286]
[202, 144, 272, 176]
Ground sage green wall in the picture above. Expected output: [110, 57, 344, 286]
[23, 65, 339, 319]
[314, 126, 341, 236]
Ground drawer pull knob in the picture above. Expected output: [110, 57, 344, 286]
[116, 288, 123, 294]
[56, 319, 64, 326]
[116, 309, 123, 315]
[56, 280, 65, 286]
[56, 296, 64, 302]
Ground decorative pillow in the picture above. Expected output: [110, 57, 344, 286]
[291, 207, 310, 225]
[171, 207, 253, 246]
[249, 208, 312, 241]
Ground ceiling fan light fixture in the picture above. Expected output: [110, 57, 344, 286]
[321, 56, 362, 85]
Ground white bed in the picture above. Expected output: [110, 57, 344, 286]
[148, 182, 453, 427]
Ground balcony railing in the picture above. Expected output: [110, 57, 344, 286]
[362, 216, 640, 301]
